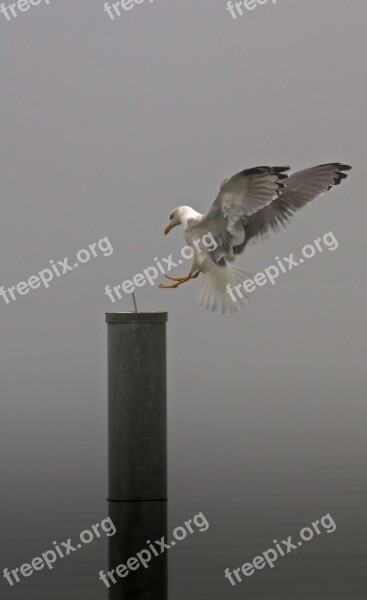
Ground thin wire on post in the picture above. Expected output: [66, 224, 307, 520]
[132, 292, 138, 312]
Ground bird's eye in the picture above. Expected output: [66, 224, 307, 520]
[169, 212, 175, 220]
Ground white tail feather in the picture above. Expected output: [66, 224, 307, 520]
[195, 264, 254, 314]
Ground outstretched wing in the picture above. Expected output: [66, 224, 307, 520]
[244, 163, 352, 246]
[191, 166, 290, 263]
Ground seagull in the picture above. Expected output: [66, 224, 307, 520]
[160, 163, 352, 313]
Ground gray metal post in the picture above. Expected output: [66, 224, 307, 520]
[106, 312, 168, 599]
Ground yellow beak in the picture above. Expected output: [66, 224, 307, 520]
[164, 223, 173, 235]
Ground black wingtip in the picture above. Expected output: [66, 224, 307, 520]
[239, 165, 290, 177]
[318, 162, 352, 170]
[316, 163, 352, 188]
[273, 166, 291, 173]
[333, 163, 352, 186]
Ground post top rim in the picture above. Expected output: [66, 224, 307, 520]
[105, 312, 168, 323]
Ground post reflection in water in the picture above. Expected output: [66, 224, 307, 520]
[108, 500, 167, 599]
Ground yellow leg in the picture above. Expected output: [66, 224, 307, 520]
[164, 275, 190, 282]
[158, 271, 199, 289]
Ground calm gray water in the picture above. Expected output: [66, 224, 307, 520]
[1, 463, 366, 599]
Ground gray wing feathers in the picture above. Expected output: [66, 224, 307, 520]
[194, 166, 290, 262]
[244, 163, 351, 245]
[214, 166, 290, 222]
